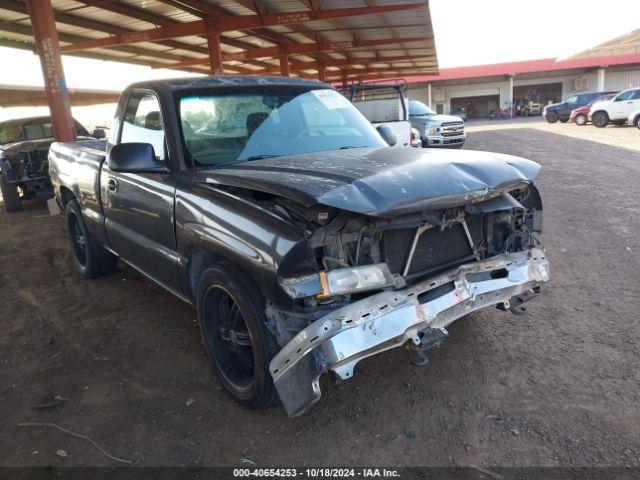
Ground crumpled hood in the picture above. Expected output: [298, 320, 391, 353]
[411, 114, 464, 126]
[198, 147, 541, 218]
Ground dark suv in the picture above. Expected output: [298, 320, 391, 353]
[543, 91, 617, 123]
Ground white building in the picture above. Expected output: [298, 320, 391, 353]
[404, 55, 640, 118]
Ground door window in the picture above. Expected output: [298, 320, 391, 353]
[120, 92, 165, 160]
[614, 90, 635, 101]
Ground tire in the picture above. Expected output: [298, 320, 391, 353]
[197, 262, 279, 410]
[559, 118, 569, 123]
[545, 111, 558, 123]
[0, 173, 21, 213]
[575, 113, 587, 126]
[635, 115, 640, 129]
[65, 200, 118, 278]
[592, 111, 609, 128]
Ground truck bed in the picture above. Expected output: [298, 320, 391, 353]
[48, 139, 108, 242]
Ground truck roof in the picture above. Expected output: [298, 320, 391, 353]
[127, 75, 330, 92]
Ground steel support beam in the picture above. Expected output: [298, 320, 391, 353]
[165, 37, 432, 69]
[318, 61, 326, 82]
[26, 0, 76, 142]
[280, 51, 290, 77]
[205, 20, 224, 75]
[60, 3, 427, 52]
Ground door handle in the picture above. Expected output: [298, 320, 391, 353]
[107, 178, 118, 193]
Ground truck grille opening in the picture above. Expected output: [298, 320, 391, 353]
[382, 215, 484, 279]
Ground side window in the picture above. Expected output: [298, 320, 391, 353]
[120, 92, 165, 160]
[615, 90, 635, 101]
[633, 90, 640, 100]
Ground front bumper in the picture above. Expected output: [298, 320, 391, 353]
[423, 132, 466, 147]
[270, 248, 550, 416]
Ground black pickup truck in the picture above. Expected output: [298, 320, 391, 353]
[49, 76, 550, 416]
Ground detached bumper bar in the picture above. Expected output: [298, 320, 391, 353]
[270, 248, 550, 416]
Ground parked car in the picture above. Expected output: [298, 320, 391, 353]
[590, 88, 640, 128]
[408, 100, 466, 148]
[0, 116, 100, 213]
[49, 76, 550, 416]
[543, 91, 616, 123]
[628, 109, 640, 129]
[570, 93, 618, 125]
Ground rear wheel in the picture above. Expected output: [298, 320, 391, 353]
[635, 115, 640, 129]
[197, 263, 279, 409]
[545, 111, 558, 123]
[65, 200, 118, 278]
[592, 111, 609, 128]
[575, 113, 587, 126]
[0, 173, 21, 213]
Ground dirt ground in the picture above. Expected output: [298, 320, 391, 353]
[1, 125, 640, 468]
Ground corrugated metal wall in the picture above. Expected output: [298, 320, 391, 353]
[605, 69, 640, 90]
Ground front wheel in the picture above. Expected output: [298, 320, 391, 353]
[197, 263, 279, 409]
[592, 111, 609, 128]
[0, 173, 21, 213]
[545, 111, 558, 123]
[65, 200, 118, 278]
[575, 113, 587, 126]
[635, 115, 640, 129]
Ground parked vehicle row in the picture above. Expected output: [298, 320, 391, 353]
[544, 88, 640, 129]
[47, 75, 549, 416]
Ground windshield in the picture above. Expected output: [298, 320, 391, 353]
[589, 94, 615, 106]
[409, 100, 436, 116]
[0, 118, 88, 145]
[178, 88, 386, 167]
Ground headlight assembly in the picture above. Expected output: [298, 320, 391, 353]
[319, 263, 395, 298]
[279, 264, 395, 299]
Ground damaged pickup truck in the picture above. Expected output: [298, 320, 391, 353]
[49, 76, 550, 416]
[0, 116, 97, 212]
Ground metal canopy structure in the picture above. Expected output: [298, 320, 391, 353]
[0, 0, 438, 80]
[568, 28, 640, 60]
[0, 0, 437, 141]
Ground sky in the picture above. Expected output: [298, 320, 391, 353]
[0, 0, 639, 124]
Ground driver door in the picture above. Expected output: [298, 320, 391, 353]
[610, 90, 637, 120]
[102, 90, 182, 292]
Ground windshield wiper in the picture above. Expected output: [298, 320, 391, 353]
[340, 146, 367, 150]
[244, 154, 283, 161]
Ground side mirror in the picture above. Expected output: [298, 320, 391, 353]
[92, 128, 106, 139]
[376, 124, 397, 147]
[107, 143, 168, 173]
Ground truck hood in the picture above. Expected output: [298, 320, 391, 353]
[410, 114, 464, 126]
[198, 147, 540, 218]
[0, 136, 94, 156]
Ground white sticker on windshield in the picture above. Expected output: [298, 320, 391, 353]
[310, 89, 352, 109]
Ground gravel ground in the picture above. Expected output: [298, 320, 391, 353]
[1, 127, 640, 469]
[466, 117, 640, 151]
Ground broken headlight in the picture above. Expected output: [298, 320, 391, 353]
[279, 264, 395, 299]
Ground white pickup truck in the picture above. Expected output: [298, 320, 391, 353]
[344, 81, 420, 148]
